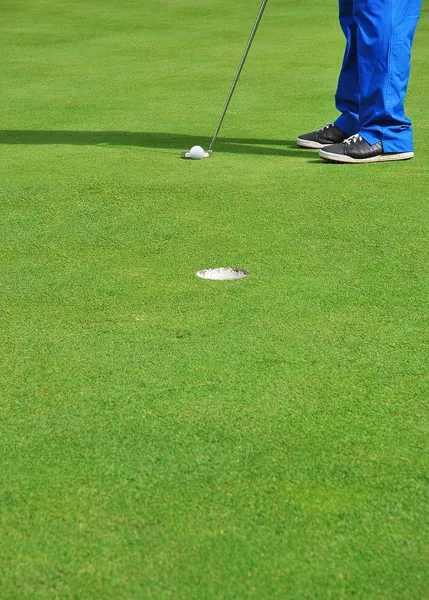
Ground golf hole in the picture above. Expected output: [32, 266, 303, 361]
[196, 267, 250, 281]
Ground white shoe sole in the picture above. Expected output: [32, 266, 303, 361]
[296, 137, 329, 149]
[319, 149, 414, 163]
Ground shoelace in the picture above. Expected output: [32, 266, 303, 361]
[318, 123, 334, 131]
[344, 134, 363, 145]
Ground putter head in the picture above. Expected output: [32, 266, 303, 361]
[181, 150, 213, 159]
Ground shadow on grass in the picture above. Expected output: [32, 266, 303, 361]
[0, 130, 309, 158]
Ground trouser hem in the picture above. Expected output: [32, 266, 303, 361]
[334, 113, 359, 136]
[360, 128, 414, 153]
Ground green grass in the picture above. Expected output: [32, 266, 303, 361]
[1, 1, 428, 598]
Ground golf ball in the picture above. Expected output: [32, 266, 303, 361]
[189, 145, 205, 160]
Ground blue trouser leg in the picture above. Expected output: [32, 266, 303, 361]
[334, 0, 421, 152]
[334, 0, 360, 136]
[355, 0, 421, 152]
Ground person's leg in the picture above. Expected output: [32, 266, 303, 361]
[334, 0, 360, 136]
[296, 0, 358, 149]
[355, 0, 422, 152]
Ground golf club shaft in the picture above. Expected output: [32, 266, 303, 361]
[208, 0, 269, 152]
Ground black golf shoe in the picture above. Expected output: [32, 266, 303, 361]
[296, 123, 349, 149]
[319, 134, 414, 163]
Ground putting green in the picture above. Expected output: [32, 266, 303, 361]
[1, 1, 428, 599]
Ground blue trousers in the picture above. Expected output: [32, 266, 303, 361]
[334, 0, 421, 152]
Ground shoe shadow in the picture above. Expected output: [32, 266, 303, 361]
[0, 130, 309, 158]
[306, 159, 339, 165]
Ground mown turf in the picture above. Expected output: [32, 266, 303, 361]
[1, 1, 428, 598]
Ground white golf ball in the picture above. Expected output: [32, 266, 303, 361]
[189, 145, 205, 160]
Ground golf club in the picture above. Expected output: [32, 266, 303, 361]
[182, 0, 269, 159]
